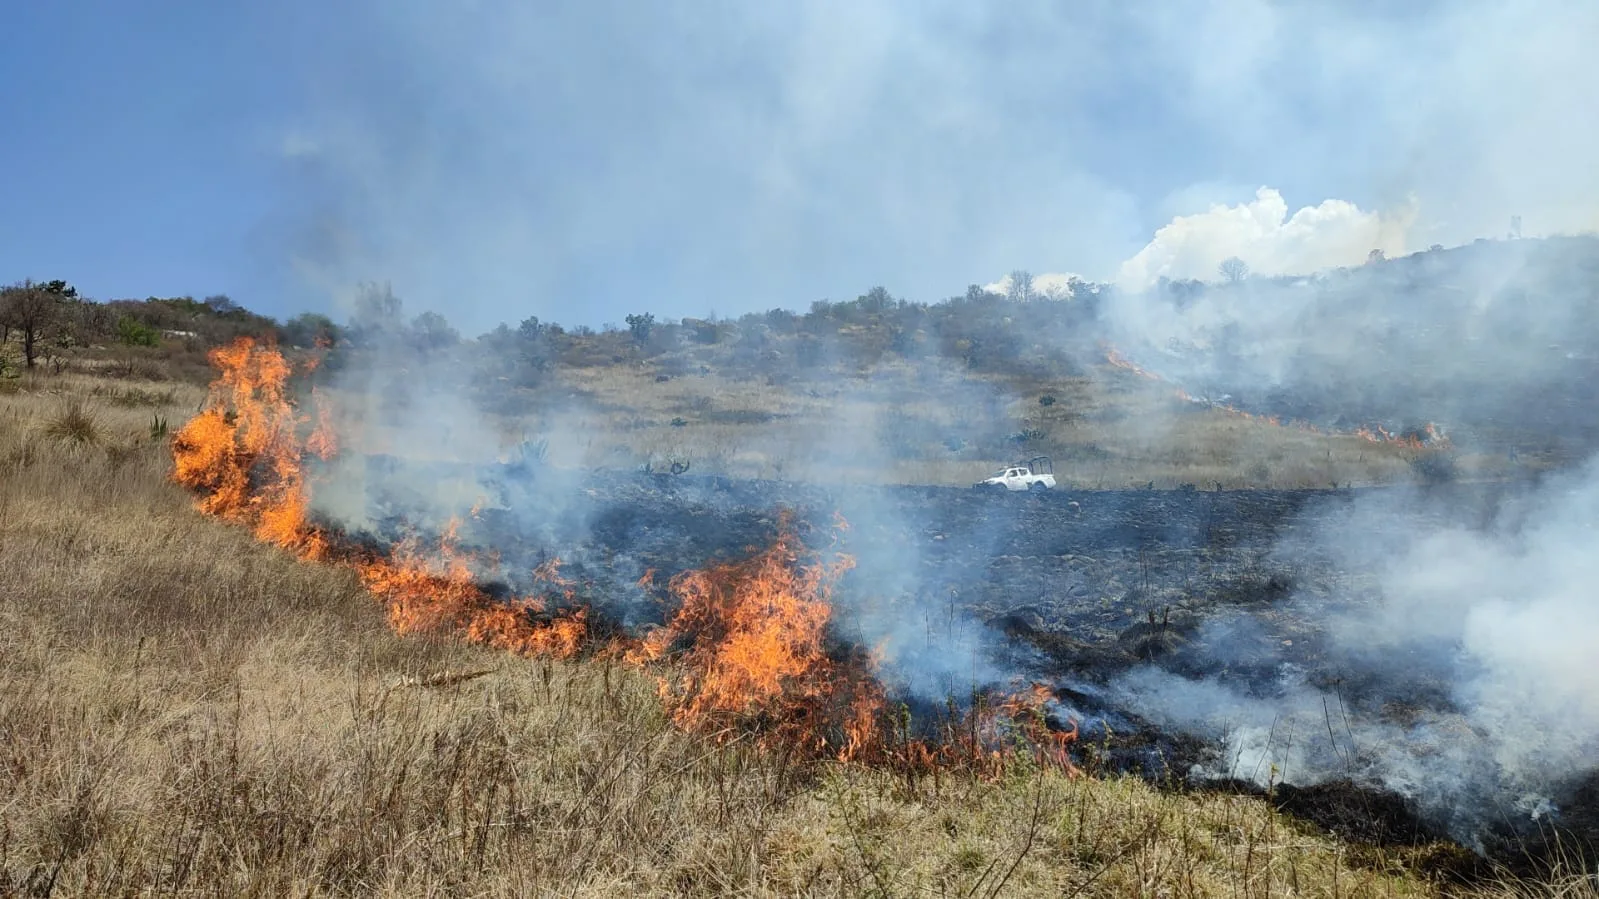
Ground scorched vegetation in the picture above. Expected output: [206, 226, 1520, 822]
[1, 300, 1591, 896]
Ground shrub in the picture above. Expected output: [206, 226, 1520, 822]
[1411, 451, 1459, 485]
[625, 312, 655, 345]
[44, 400, 101, 445]
[116, 316, 160, 347]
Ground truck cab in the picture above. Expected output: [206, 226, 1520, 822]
[975, 456, 1057, 491]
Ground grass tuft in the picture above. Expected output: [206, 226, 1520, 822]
[43, 399, 102, 445]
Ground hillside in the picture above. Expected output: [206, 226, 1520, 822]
[0, 332, 1577, 899]
[5, 239, 1599, 894]
[16, 238, 1591, 490]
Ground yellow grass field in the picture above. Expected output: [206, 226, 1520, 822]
[0, 360, 1582, 896]
[337, 350, 1461, 489]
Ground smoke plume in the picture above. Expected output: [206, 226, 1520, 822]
[249, 0, 1599, 859]
[1115, 188, 1414, 290]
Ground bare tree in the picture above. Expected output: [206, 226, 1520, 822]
[1007, 270, 1035, 302]
[0, 280, 60, 369]
[1217, 257, 1249, 283]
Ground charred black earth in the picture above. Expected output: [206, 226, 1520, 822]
[322, 456, 1592, 866]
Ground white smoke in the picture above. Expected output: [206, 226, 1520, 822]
[1109, 463, 1599, 845]
[1337, 468, 1599, 780]
[1115, 187, 1414, 290]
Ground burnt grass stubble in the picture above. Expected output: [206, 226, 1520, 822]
[321, 455, 1592, 870]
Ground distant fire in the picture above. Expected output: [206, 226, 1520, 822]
[172, 337, 1077, 772]
[1100, 342, 1451, 450]
[1102, 344, 1162, 381]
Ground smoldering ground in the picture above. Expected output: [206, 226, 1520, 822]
[1090, 239, 1599, 856]
[300, 319, 1034, 693]
[1105, 465, 1599, 854]
[1099, 236, 1599, 459]
[288, 249, 1599, 861]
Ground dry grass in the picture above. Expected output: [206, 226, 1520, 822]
[0, 369, 1588, 896]
[507, 358, 1440, 489]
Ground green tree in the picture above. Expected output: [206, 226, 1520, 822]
[858, 286, 894, 314]
[348, 282, 406, 345]
[280, 312, 341, 348]
[203, 294, 242, 318]
[411, 311, 460, 351]
[517, 315, 546, 342]
[625, 312, 655, 344]
[41, 280, 78, 299]
[116, 315, 160, 347]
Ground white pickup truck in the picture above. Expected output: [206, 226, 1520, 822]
[975, 457, 1057, 491]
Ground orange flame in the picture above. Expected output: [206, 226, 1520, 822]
[633, 516, 887, 759]
[172, 337, 583, 652]
[173, 338, 1082, 774]
[170, 337, 329, 557]
[1102, 343, 1161, 380]
[358, 525, 586, 659]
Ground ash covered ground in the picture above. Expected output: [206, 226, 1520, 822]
[322, 455, 1598, 862]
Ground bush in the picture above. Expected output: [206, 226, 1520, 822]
[116, 316, 160, 347]
[44, 400, 101, 445]
[1410, 451, 1459, 485]
[625, 312, 655, 345]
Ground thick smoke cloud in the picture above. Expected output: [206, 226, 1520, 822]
[265, 0, 1599, 332]
[271, 0, 1599, 855]
[1115, 188, 1413, 289]
[1108, 466, 1599, 846]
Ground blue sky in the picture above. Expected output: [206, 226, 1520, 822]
[3, 1, 1593, 334]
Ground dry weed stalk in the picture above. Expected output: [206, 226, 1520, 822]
[387, 667, 499, 690]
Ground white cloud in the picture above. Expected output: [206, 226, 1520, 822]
[981, 271, 1084, 299]
[1115, 187, 1415, 290]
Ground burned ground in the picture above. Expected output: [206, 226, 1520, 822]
[322, 459, 1592, 864]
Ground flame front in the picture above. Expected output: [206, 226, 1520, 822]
[173, 338, 1080, 774]
[171, 338, 328, 556]
[635, 516, 887, 759]
[358, 530, 588, 660]
[171, 337, 584, 655]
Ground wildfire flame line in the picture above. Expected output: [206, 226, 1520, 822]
[171, 338, 1078, 777]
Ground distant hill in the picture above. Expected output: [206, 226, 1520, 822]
[1098, 236, 1599, 461]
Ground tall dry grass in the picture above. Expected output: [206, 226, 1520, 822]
[543, 360, 1435, 489]
[0, 369, 1590, 896]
